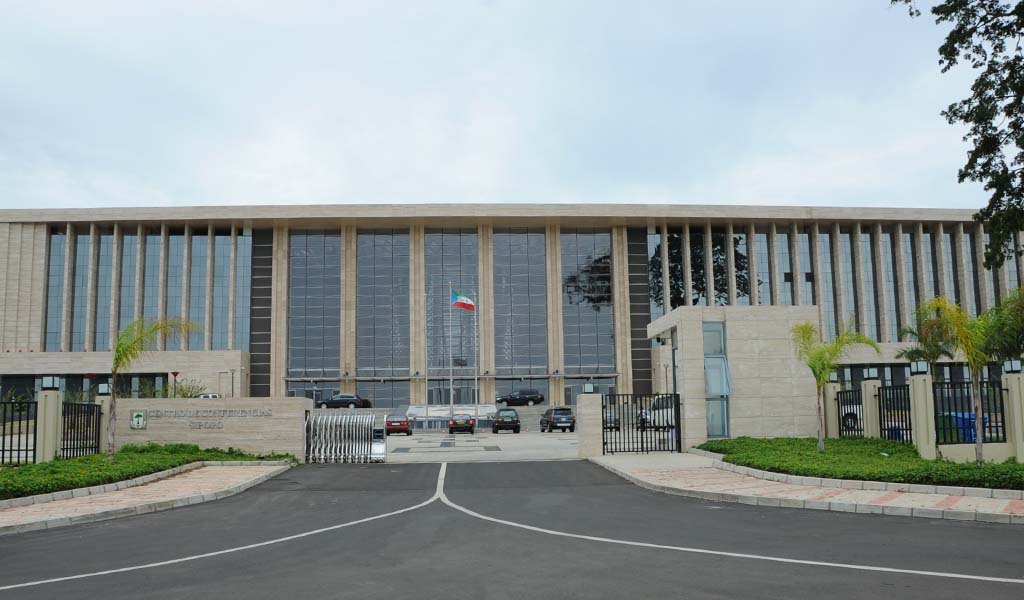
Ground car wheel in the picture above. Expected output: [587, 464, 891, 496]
[514, 427, 520, 434]
[569, 426, 575, 433]
[347, 402, 356, 409]
[318, 403, 327, 409]
[492, 428, 498, 434]
[527, 400, 535, 406]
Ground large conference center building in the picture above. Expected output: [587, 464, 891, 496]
[0, 204, 1013, 438]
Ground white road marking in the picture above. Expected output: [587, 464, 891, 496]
[435, 466, 1024, 586]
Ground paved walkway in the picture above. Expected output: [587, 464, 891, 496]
[0, 464, 286, 534]
[592, 453, 1024, 524]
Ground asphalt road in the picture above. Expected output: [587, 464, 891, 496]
[0, 461, 1021, 599]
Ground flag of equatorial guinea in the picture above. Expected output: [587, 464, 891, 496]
[450, 289, 476, 311]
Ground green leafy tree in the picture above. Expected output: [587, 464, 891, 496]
[921, 297, 997, 464]
[648, 234, 753, 307]
[982, 288, 1024, 358]
[893, 0, 1024, 268]
[895, 304, 956, 380]
[109, 320, 192, 460]
[792, 322, 880, 453]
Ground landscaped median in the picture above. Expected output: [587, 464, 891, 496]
[696, 437, 1024, 490]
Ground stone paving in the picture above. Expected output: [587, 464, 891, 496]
[592, 453, 1024, 524]
[0, 465, 285, 531]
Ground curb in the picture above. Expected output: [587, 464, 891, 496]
[591, 455, 1024, 526]
[0, 462, 292, 537]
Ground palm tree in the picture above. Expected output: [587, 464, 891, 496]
[920, 297, 996, 465]
[109, 319, 192, 459]
[895, 304, 955, 380]
[792, 322, 880, 453]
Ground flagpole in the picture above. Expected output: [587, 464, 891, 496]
[474, 302, 479, 408]
[449, 280, 454, 420]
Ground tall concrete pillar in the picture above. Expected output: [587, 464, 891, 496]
[934, 223, 948, 298]
[832, 223, 847, 328]
[60, 223, 74, 352]
[725, 222, 736, 305]
[204, 225, 214, 351]
[768, 223, 780, 306]
[1003, 372, 1024, 461]
[682, 222, 693, 306]
[790, 223, 801, 306]
[545, 225, 564, 405]
[109, 223, 122, 348]
[703, 222, 714, 306]
[909, 373, 937, 460]
[181, 226, 192, 350]
[873, 223, 890, 343]
[157, 224, 169, 350]
[975, 222, 992, 310]
[342, 225, 357, 394]
[35, 390, 62, 463]
[894, 224, 910, 339]
[478, 224, 495, 404]
[747, 223, 758, 305]
[228, 225, 238, 350]
[824, 381, 841, 438]
[860, 378, 881, 438]
[612, 226, 633, 394]
[409, 225, 427, 405]
[270, 226, 290, 397]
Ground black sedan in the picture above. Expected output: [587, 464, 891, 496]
[492, 408, 521, 434]
[317, 393, 372, 409]
[496, 388, 545, 407]
[448, 413, 476, 435]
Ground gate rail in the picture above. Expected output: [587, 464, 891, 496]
[1, 401, 37, 465]
[305, 412, 385, 463]
[61, 402, 102, 459]
[835, 389, 863, 437]
[878, 384, 912, 443]
[601, 394, 680, 454]
[933, 381, 1006, 444]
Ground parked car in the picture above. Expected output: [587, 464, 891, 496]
[448, 413, 476, 435]
[317, 393, 372, 409]
[497, 388, 545, 407]
[492, 408, 521, 434]
[602, 409, 621, 432]
[540, 407, 575, 432]
[638, 395, 676, 430]
[199, 393, 223, 399]
[386, 413, 413, 436]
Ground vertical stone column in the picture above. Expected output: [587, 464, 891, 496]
[682, 222, 692, 306]
[768, 223, 780, 306]
[725, 223, 736, 305]
[975, 222, 992, 310]
[824, 381, 841, 438]
[409, 225, 427, 405]
[109, 223, 122, 349]
[96, 395, 111, 454]
[894, 224, 910, 339]
[703, 222, 714, 306]
[576, 393, 603, 458]
[270, 226, 290, 397]
[873, 223, 890, 342]
[612, 226, 633, 394]
[660, 223, 670, 311]
[157, 224, 168, 350]
[205, 225, 214, 351]
[181, 226, 192, 350]
[228, 225, 237, 351]
[909, 373, 937, 460]
[861, 378, 881, 438]
[85, 223, 99, 351]
[477, 224, 495, 404]
[832, 223, 847, 328]
[934, 223, 948, 298]
[747, 223, 758, 305]
[914, 222, 928, 303]
[545, 224, 564, 405]
[60, 223, 75, 352]
[1002, 372, 1024, 461]
[133, 225, 144, 323]
[852, 223, 867, 337]
[790, 223, 801, 306]
[342, 225, 357, 394]
[35, 390, 63, 463]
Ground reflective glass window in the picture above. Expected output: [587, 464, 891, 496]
[901, 230, 919, 335]
[881, 230, 900, 341]
[356, 229, 410, 377]
[667, 226, 685, 308]
[141, 231, 161, 323]
[493, 228, 546, 376]
[94, 229, 114, 350]
[964, 231, 980, 315]
[839, 229, 858, 327]
[647, 226, 665, 318]
[288, 229, 342, 378]
[118, 230, 137, 333]
[711, 228, 727, 306]
[818, 230, 838, 340]
[70, 231, 90, 351]
[755, 228, 772, 305]
[45, 228, 66, 351]
[921, 227, 938, 301]
[425, 229, 477, 377]
[188, 231, 207, 350]
[689, 226, 707, 305]
[776, 230, 793, 305]
[164, 230, 184, 349]
[733, 229, 750, 306]
[797, 230, 814, 305]
[357, 380, 410, 409]
[943, 230, 960, 305]
[561, 228, 614, 375]
[859, 229, 880, 341]
[211, 232, 231, 349]
[235, 230, 252, 350]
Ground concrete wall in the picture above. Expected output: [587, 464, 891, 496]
[649, 305, 819, 448]
[0, 351, 251, 397]
[115, 396, 306, 458]
[0, 222, 48, 352]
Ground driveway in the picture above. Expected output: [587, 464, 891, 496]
[387, 430, 578, 462]
[0, 461, 1021, 599]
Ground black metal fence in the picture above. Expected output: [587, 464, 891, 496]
[61, 402, 102, 459]
[601, 394, 681, 454]
[836, 390, 863, 437]
[933, 381, 1007, 444]
[878, 384, 913, 442]
[1, 401, 37, 465]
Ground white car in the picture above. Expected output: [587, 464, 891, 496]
[638, 395, 677, 430]
[199, 393, 223, 399]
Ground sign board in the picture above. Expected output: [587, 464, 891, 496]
[130, 411, 147, 430]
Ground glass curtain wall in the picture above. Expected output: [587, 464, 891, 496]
[425, 229, 478, 404]
[943, 230, 960, 305]
[356, 230, 410, 391]
[964, 231, 980, 315]
[733, 229, 750, 306]
[755, 227, 772, 305]
[93, 229, 114, 351]
[776, 229, 793, 305]
[817, 230, 838, 340]
[881, 230, 900, 341]
[234, 230, 252, 351]
[561, 228, 615, 376]
[689, 226, 707, 305]
[288, 230, 342, 385]
[211, 231, 231, 349]
[164, 230, 184, 350]
[921, 227, 938, 301]
[797, 229, 814, 305]
[118, 229, 138, 333]
[710, 228, 727, 306]
[647, 226, 665, 319]
[69, 231, 90, 351]
[357, 381, 410, 409]
[859, 229, 880, 341]
[901, 229, 919, 334]
[45, 228, 66, 351]
[493, 228, 547, 377]
[188, 230, 207, 350]
[667, 226, 685, 308]
[839, 228, 858, 327]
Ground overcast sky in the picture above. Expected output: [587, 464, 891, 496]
[0, 1, 982, 210]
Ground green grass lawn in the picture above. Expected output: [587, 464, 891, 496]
[697, 437, 1024, 490]
[0, 443, 294, 500]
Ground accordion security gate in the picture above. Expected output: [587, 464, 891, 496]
[305, 412, 384, 463]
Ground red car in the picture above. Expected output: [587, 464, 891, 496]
[386, 413, 413, 436]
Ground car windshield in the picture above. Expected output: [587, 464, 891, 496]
[387, 415, 405, 420]
[454, 414, 472, 419]
[553, 408, 573, 415]
[498, 410, 517, 417]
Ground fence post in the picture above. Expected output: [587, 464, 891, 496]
[1003, 373, 1024, 462]
[96, 395, 112, 455]
[861, 379, 881, 438]
[35, 390, 63, 463]
[824, 382, 841, 438]
[909, 373, 937, 459]
[576, 393, 603, 458]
